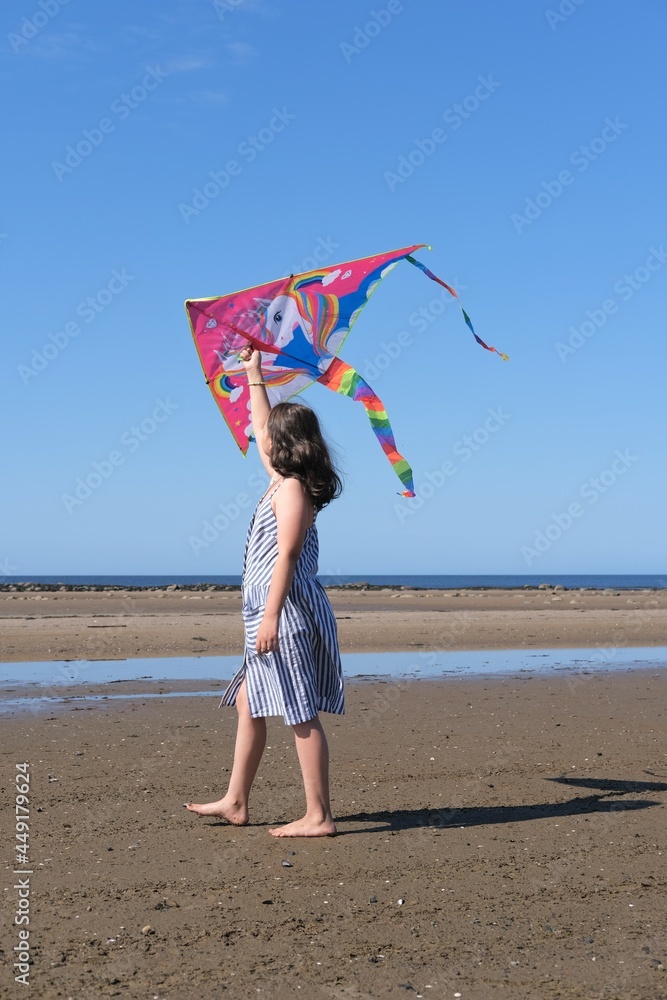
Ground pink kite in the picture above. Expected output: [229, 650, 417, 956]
[185, 243, 507, 497]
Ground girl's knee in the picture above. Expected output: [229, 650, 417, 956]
[293, 714, 321, 736]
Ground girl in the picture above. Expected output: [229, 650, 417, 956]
[185, 344, 344, 837]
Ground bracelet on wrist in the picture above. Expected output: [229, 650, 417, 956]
[248, 381, 265, 386]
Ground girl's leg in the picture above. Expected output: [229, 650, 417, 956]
[269, 714, 336, 837]
[185, 680, 266, 824]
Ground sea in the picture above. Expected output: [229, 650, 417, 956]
[2, 574, 666, 589]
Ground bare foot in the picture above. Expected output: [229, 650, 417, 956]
[183, 796, 248, 825]
[268, 815, 337, 837]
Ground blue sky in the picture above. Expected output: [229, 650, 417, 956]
[2, 0, 665, 576]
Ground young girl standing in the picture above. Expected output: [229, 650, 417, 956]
[185, 345, 344, 837]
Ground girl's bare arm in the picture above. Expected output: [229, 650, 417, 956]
[256, 480, 314, 651]
[239, 344, 273, 475]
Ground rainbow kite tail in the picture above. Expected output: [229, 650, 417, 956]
[405, 255, 509, 361]
[317, 357, 415, 497]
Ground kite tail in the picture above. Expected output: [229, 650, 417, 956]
[405, 255, 509, 361]
[317, 357, 416, 498]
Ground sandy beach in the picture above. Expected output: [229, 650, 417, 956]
[1, 585, 667, 663]
[2, 586, 666, 998]
[1, 669, 665, 999]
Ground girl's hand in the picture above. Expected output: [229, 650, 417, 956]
[256, 613, 279, 655]
[239, 343, 262, 376]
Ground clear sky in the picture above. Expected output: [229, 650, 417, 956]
[2, 0, 665, 577]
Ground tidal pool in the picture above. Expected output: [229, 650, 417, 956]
[0, 646, 664, 712]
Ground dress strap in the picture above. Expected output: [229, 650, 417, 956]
[259, 477, 284, 506]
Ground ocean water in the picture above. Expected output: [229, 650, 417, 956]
[3, 574, 666, 589]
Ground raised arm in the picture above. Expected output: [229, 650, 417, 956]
[239, 344, 273, 475]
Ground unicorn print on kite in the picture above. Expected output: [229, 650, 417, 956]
[185, 243, 507, 498]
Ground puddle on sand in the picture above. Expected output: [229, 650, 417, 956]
[0, 647, 665, 713]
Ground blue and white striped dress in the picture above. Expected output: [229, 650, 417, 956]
[219, 478, 345, 726]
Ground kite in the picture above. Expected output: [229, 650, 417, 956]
[184, 243, 507, 498]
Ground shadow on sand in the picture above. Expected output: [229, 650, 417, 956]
[336, 775, 666, 834]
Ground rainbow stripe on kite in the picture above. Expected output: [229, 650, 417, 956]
[185, 244, 507, 498]
[318, 356, 416, 497]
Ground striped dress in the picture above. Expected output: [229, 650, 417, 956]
[219, 478, 345, 726]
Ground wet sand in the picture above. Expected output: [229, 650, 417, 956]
[2, 586, 666, 996]
[1, 670, 665, 999]
[1, 585, 667, 662]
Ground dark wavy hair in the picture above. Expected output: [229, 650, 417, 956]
[267, 401, 343, 511]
